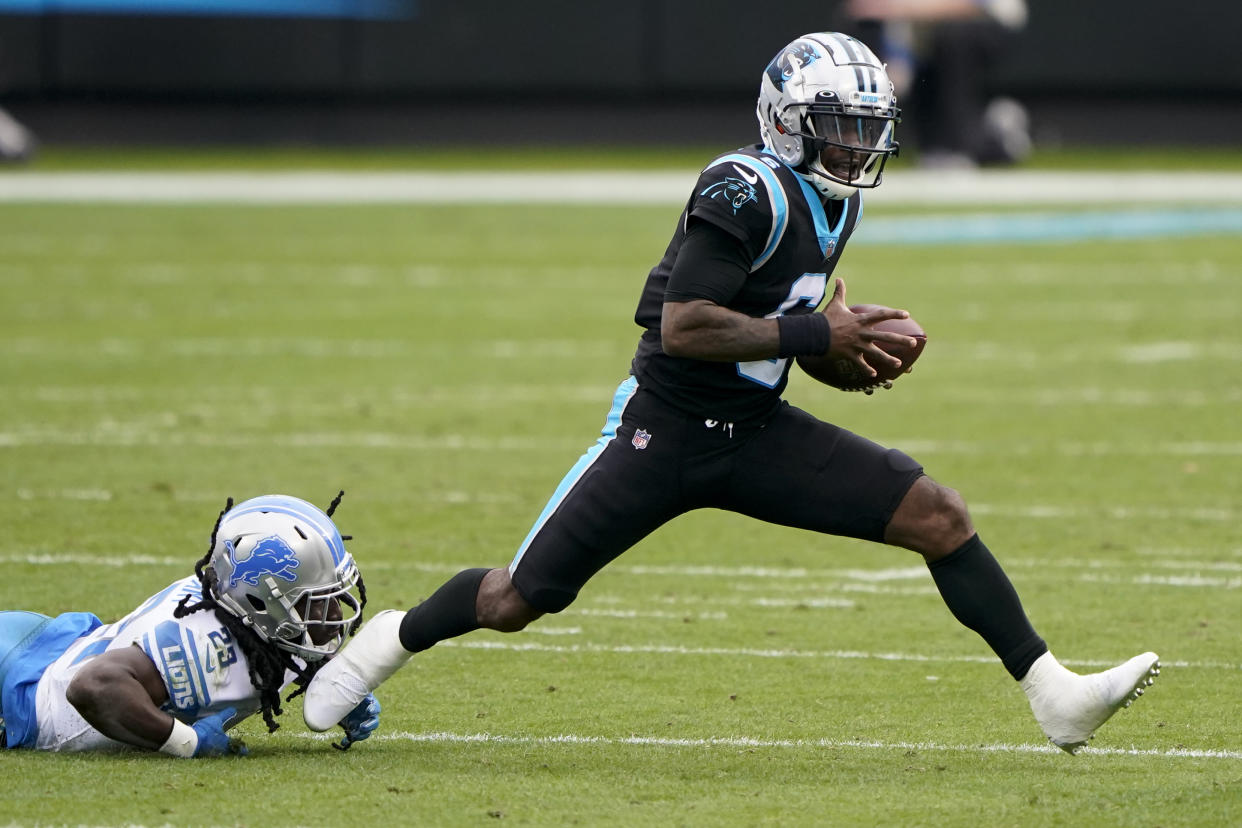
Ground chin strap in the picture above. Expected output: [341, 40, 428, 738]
[797, 162, 856, 201]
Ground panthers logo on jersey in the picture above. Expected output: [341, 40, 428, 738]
[700, 175, 758, 214]
[223, 535, 300, 589]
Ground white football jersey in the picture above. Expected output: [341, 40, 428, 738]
[33, 575, 297, 752]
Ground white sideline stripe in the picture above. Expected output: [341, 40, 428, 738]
[12, 383, 1242, 409]
[5, 429, 1242, 471]
[10, 337, 1242, 364]
[968, 502, 1239, 522]
[574, 608, 729, 621]
[1079, 573, 1242, 589]
[11, 485, 521, 506]
[0, 552, 1227, 580]
[4, 551, 1238, 591]
[2, 170, 1241, 205]
[625, 564, 927, 581]
[441, 639, 1242, 672]
[5, 552, 1238, 597]
[314, 730, 1242, 761]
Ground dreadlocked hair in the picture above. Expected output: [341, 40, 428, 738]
[324, 489, 369, 637]
[173, 496, 308, 734]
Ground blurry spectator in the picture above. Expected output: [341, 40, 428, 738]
[841, 0, 1031, 168]
[0, 105, 35, 162]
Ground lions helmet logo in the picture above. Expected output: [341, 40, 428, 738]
[224, 535, 301, 590]
[700, 176, 757, 213]
[765, 40, 820, 90]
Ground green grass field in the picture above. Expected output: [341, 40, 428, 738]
[1, 154, 1240, 827]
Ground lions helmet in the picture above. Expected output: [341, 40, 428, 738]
[208, 494, 363, 662]
[757, 32, 900, 199]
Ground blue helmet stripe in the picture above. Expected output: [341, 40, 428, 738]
[225, 496, 348, 566]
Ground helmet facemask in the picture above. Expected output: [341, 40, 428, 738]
[252, 564, 363, 660]
[800, 105, 897, 191]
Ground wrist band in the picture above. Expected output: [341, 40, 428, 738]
[159, 718, 198, 758]
[777, 313, 831, 358]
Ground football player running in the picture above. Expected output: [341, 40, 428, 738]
[306, 32, 1158, 754]
[0, 494, 380, 757]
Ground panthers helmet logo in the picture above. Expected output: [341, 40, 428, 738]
[224, 535, 301, 590]
[700, 176, 758, 213]
[764, 40, 820, 90]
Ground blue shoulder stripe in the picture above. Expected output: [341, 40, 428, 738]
[705, 153, 788, 271]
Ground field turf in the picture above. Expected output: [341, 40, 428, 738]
[1, 153, 1240, 827]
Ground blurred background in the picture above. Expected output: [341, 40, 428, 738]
[0, 0, 1238, 162]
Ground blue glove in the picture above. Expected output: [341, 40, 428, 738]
[191, 707, 248, 757]
[332, 694, 380, 751]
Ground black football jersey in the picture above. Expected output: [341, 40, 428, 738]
[630, 144, 863, 422]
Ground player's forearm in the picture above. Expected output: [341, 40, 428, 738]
[65, 669, 175, 750]
[660, 299, 781, 361]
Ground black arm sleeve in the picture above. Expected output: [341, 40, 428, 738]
[663, 218, 752, 306]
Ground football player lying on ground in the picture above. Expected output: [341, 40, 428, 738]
[304, 32, 1158, 754]
[0, 494, 380, 757]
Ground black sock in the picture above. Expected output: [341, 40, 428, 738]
[398, 567, 490, 653]
[927, 535, 1048, 680]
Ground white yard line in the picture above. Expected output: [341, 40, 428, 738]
[4, 429, 1242, 471]
[9, 337, 1242, 365]
[1, 169, 1241, 205]
[12, 383, 1242, 410]
[4, 550, 1239, 585]
[438, 639, 1239, 672]
[305, 729, 1242, 761]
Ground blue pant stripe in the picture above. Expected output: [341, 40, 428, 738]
[509, 376, 638, 572]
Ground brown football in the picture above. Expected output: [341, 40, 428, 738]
[796, 304, 927, 391]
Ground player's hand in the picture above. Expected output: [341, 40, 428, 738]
[820, 278, 913, 377]
[191, 707, 248, 757]
[332, 693, 381, 751]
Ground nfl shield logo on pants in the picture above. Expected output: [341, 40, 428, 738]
[632, 429, 651, 450]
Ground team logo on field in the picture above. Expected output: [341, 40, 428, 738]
[700, 176, 757, 213]
[224, 535, 300, 589]
[632, 429, 651, 450]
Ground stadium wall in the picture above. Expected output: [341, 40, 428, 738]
[0, 1, 1237, 146]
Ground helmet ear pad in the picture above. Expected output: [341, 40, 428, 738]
[773, 118, 842, 194]
[761, 106, 809, 168]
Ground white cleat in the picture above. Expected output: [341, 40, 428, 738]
[1021, 650, 1160, 754]
[304, 609, 413, 732]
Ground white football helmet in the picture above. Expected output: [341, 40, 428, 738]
[208, 494, 363, 662]
[757, 32, 900, 199]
